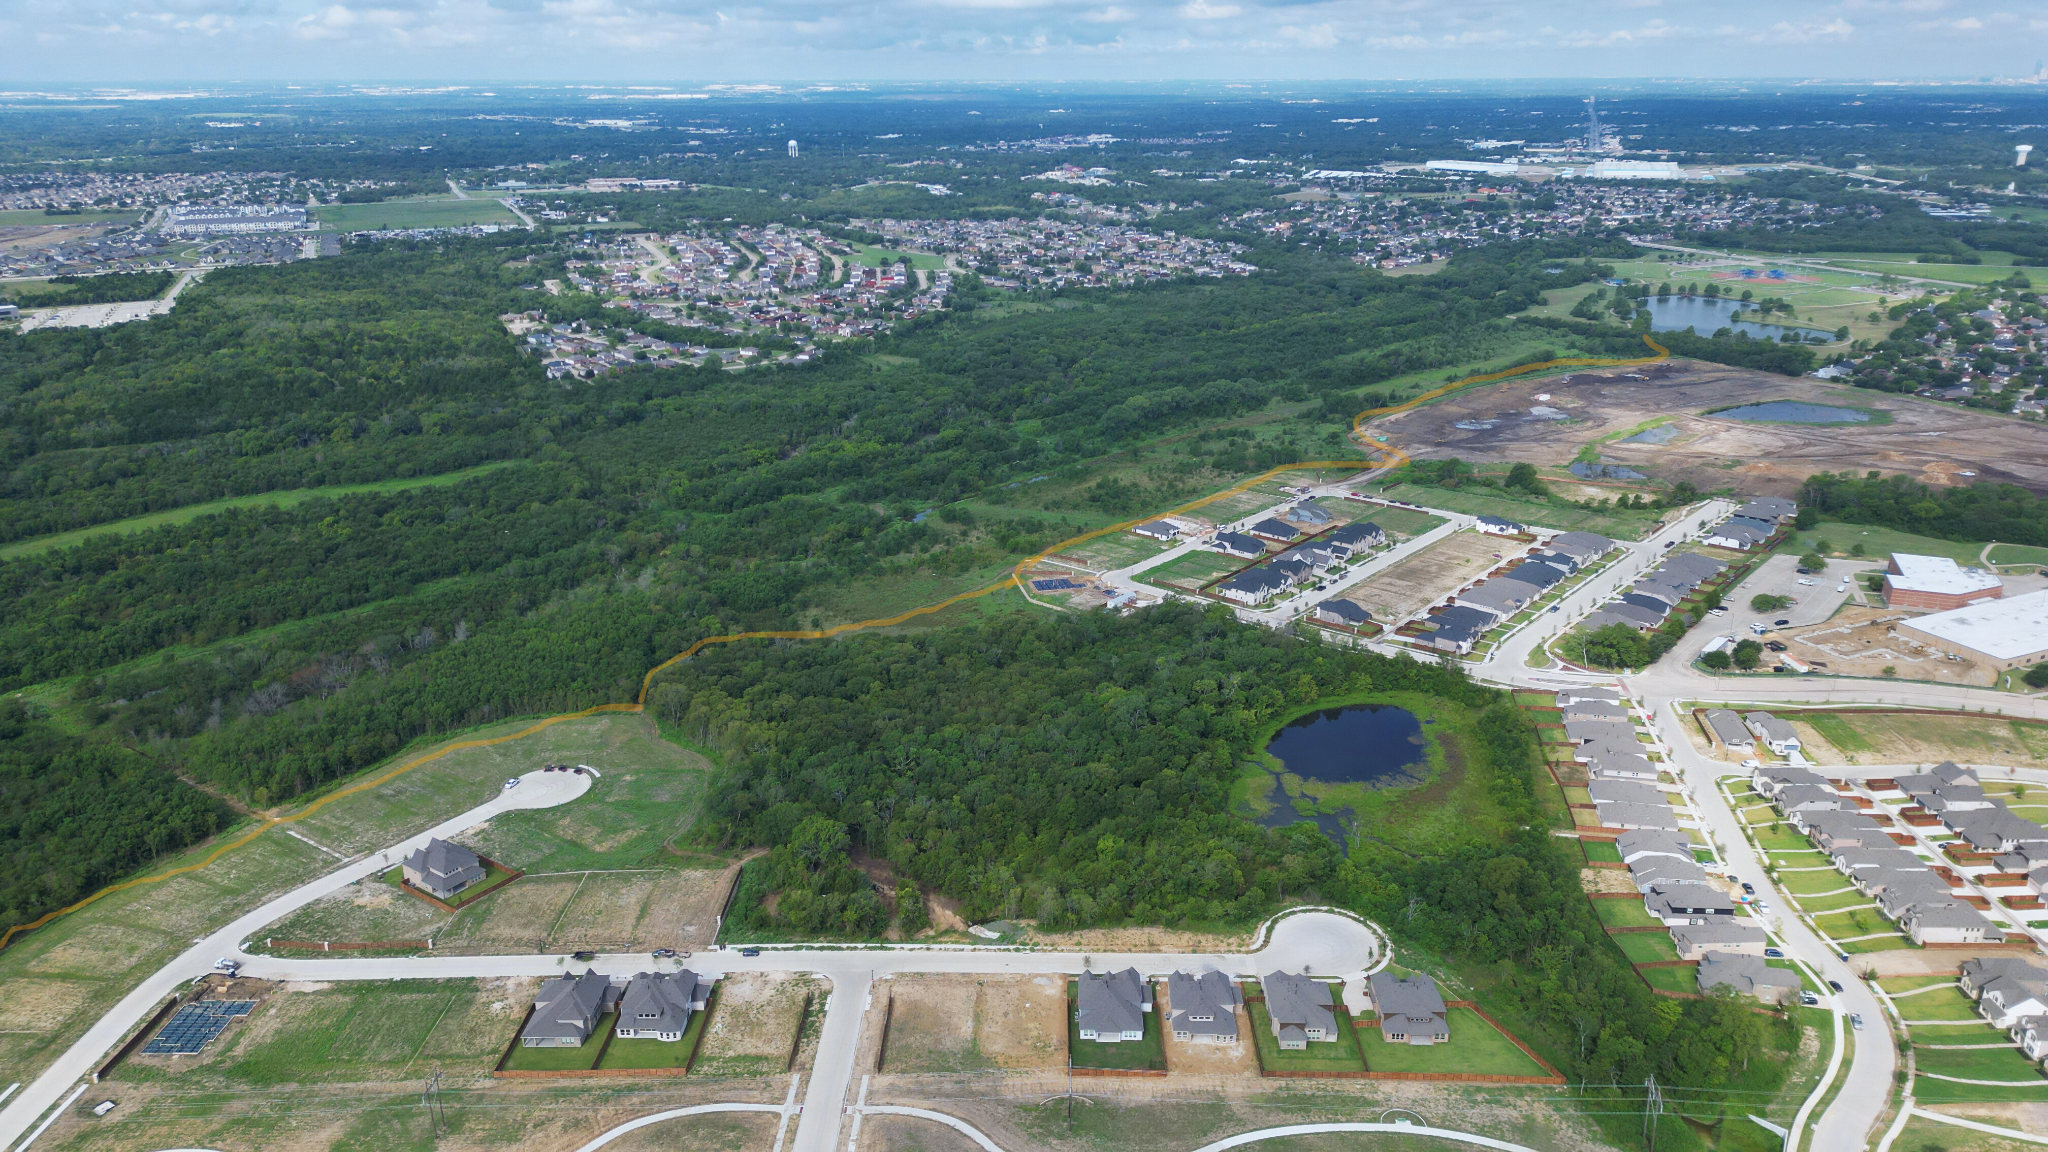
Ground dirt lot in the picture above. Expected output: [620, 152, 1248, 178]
[859, 1114, 986, 1152]
[1370, 360, 2048, 496]
[1790, 710, 2048, 769]
[881, 974, 1066, 1073]
[1156, 984, 1258, 1076]
[692, 971, 817, 1077]
[1784, 607, 1995, 686]
[1341, 528, 1512, 625]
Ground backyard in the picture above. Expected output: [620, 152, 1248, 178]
[1245, 997, 1364, 1074]
[1357, 1008, 1552, 1077]
[1067, 980, 1167, 1072]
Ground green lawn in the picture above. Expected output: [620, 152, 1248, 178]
[313, 196, 520, 232]
[597, 1004, 708, 1070]
[1799, 890, 1879, 915]
[1778, 868, 1857, 896]
[463, 740, 714, 873]
[1369, 482, 1658, 540]
[1592, 898, 1661, 929]
[1988, 543, 2048, 568]
[1245, 998, 1365, 1073]
[1840, 935, 1918, 955]
[1913, 1076, 2048, 1104]
[0, 208, 145, 227]
[1893, 985, 1984, 1021]
[0, 462, 522, 561]
[1753, 825, 1819, 854]
[1811, 907, 1905, 940]
[1881, 975, 1962, 994]
[1583, 840, 1622, 864]
[1137, 549, 1245, 592]
[849, 243, 948, 271]
[1068, 981, 1167, 1072]
[501, 1017, 612, 1072]
[1358, 1008, 1550, 1077]
[1779, 521, 1986, 569]
[1639, 966, 1699, 994]
[1915, 1045, 2047, 1083]
[1803, 714, 1877, 755]
[1349, 505, 1447, 539]
[1907, 1022, 2008, 1043]
[1612, 934, 1681, 964]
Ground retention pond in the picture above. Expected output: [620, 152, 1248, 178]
[1249, 704, 1433, 851]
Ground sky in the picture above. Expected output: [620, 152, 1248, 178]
[2, 0, 2044, 83]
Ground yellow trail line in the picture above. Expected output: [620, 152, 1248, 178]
[0, 337, 1667, 952]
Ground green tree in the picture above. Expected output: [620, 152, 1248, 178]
[1794, 507, 1820, 529]
[1505, 462, 1549, 497]
[896, 883, 931, 936]
[1799, 553, 1827, 571]
[1732, 640, 1763, 670]
[1699, 650, 1732, 670]
[2025, 663, 2048, 689]
[1749, 594, 1792, 613]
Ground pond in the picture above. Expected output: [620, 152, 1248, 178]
[1265, 703, 1429, 785]
[1640, 296, 1797, 340]
[1714, 401, 1871, 425]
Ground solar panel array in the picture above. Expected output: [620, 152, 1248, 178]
[1031, 578, 1079, 592]
[141, 1000, 256, 1055]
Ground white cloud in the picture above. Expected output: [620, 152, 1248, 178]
[1178, 0, 1241, 19]
[1076, 5, 1132, 20]
[1557, 19, 1677, 47]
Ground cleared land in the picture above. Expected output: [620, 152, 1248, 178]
[880, 974, 1066, 1073]
[1139, 548, 1248, 593]
[1368, 361, 2048, 498]
[689, 971, 815, 1077]
[1790, 712, 2048, 770]
[1341, 529, 1509, 626]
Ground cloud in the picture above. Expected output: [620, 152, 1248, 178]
[1075, 5, 1131, 20]
[1557, 19, 1677, 47]
[1178, 0, 1241, 19]
[1366, 33, 1429, 48]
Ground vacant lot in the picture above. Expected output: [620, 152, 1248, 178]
[1791, 711, 2048, 770]
[882, 974, 1066, 1073]
[1341, 502, 1448, 539]
[1344, 529, 1510, 626]
[1367, 360, 2048, 497]
[1371, 481, 1653, 539]
[1060, 532, 1177, 572]
[691, 971, 815, 1077]
[313, 196, 519, 231]
[1777, 609, 1996, 690]
[1138, 548, 1246, 593]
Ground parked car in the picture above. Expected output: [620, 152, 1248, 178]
[1799, 991, 1820, 1007]
[572, 950, 597, 961]
[1741, 758, 1761, 769]
[503, 778, 520, 790]
[1797, 578, 1817, 586]
[1708, 606, 1729, 616]
[1827, 980, 1844, 993]
[1743, 883, 1757, 895]
[1763, 946, 1782, 957]
[1765, 641, 1788, 652]
[740, 947, 762, 957]
[652, 948, 677, 959]
[1754, 902, 1771, 914]
[213, 958, 240, 975]
[1548, 605, 1559, 613]
[1838, 951, 1850, 962]
[1774, 618, 1791, 626]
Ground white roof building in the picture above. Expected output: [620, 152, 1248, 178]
[1898, 589, 2048, 671]
[1885, 553, 2002, 603]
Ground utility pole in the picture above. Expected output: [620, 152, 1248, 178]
[1644, 1074, 1664, 1151]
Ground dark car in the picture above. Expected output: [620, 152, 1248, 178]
[740, 947, 762, 957]
[571, 950, 597, 961]
[1742, 882, 1756, 894]
[1827, 979, 1844, 993]
[652, 948, 676, 959]
[1765, 641, 1788, 652]
[1774, 618, 1791, 626]
[1764, 947, 1783, 958]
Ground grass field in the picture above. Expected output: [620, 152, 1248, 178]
[1138, 549, 1246, 592]
[1798, 890, 1880, 914]
[313, 196, 519, 232]
[1347, 505, 1448, 539]
[1068, 981, 1167, 1071]
[1612, 933, 1680, 963]
[1880, 974, 1962, 994]
[802, 559, 1029, 631]
[1988, 543, 2048, 568]
[1893, 985, 1983, 1021]
[1370, 482, 1659, 540]
[1753, 824, 1819, 854]
[0, 462, 523, 561]
[1245, 998, 1364, 1073]
[1785, 712, 2048, 771]
[1777, 868, 1857, 896]
[1803, 714, 1876, 755]
[849, 243, 948, 271]
[1915, 1045, 2047, 1083]
[1907, 1022, 2007, 1043]
[1583, 840, 1622, 864]
[1811, 907, 1906, 941]
[1362, 1008, 1550, 1077]
[1777, 521, 1986, 568]
[1591, 898, 1661, 929]
[1638, 966, 1699, 994]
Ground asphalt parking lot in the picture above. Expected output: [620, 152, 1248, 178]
[1708, 552, 1882, 645]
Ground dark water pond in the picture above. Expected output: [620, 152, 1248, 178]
[1641, 296, 1795, 340]
[1715, 401, 1872, 425]
[1265, 704, 1429, 785]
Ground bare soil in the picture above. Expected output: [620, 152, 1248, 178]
[1371, 360, 2048, 496]
[882, 974, 1066, 1074]
[1782, 607, 1994, 687]
[860, 1114, 986, 1152]
[692, 971, 816, 1077]
[1341, 528, 1508, 626]
[1580, 868, 1638, 894]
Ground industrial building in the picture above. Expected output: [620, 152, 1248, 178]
[1897, 589, 2048, 671]
[1881, 553, 2003, 611]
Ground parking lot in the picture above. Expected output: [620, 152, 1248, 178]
[1706, 552, 1879, 643]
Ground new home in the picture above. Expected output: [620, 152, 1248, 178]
[1366, 971, 1449, 1045]
[1077, 968, 1153, 1042]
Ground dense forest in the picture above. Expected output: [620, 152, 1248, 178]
[1798, 471, 2048, 544]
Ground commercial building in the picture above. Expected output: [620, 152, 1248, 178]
[1882, 553, 2003, 611]
[1896, 589, 2048, 671]
[163, 205, 309, 235]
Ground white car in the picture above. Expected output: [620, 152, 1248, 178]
[503, 778, 520, 790]
[1797, 578, 1817, 586]
[1741, 758, 1761, 770]
[213, 958, 240, 975]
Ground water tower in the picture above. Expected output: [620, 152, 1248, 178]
[2018, 144, 2034, 167]
[787, 139, 799, 159]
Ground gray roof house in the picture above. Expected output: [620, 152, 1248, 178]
[1945, 808, 2048, 854]
[1742, 713, 1801, 756]
[1216, 567, 1296, 605]
[1587, 753, 1659, 781]
[1325, 522, 1386, 551]
[1077, 968, 1152, 1043]
[1166, 971, 1242, 1043]
[1646, 883, 1738, 925]
[1558, 687, 1622, 706]
[1902, 901, 2004, 947]
[1426, 605, 1494, 654]
[403, 838, 486, 901]
[1962, 958, 2048, 998]
[1548, 531, 1616, 562]
[1615, 829, 1694, 865]
[1510, 561, 1569, 591]
[1596, 800, 1683, 832]
[1753, 765, 1827, 798]
[1248, 518, 1301, 542]
[1367, 972, 1448, 1045]
[1476, 514, 1525, 535]
[1975, 972, 2048, 1027]
[1314, 600, 1372, 628]
[614, 971, 711, 1042]
[1593, 603, 1667, 631]
[1212, 532, 1266, 559]
[1626, 582, 1685, 608]
[1286, 501, 1334, 525]
[1588, 778, 1666, 807]
[1628, 854, 1709, 892]
[1132, 520, 1181, 541]
[1263, 971, 1338, 1050]
[1455, 579, 1541, 620]
[1704, 709, 1755, 753]
[1564, 719, 1643, 748]
[1737, 497, 1798, 523]
[1561, 699, 1630, 723]
[1706, 521, 1771, 550]
[1697, 952, 1802, 1005]
[1672, 919, 1768, 960]
[521, 970, 622, 1047]
[1907, 777, 1994, 815]
[1576, 738, 1656, 768]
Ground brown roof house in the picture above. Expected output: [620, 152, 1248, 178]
[403, 838, 485, 901]
[1368, 971, 1449, 1045]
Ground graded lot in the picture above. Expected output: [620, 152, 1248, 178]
[1341, 528, 1511, 626]
[689, 971, 817, 1077]
[880, 974, 1067, 1074]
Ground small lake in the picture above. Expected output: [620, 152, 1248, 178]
[1265, 704, 1428, 786]
[1715, 401, 1872, 425]
[1641, 296, 1796, 340]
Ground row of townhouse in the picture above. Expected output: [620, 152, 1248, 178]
[1582, 550, 1728, 635]
[1424, 530, 1617, 654]
[1210, 513, 1390, 607]
[1702, 497, 1799, 551]
[1754, 761, 2009, 946]
[1620, 823, 1803, 1003]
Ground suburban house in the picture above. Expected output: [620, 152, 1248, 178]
[1279, 542, 1341, 570]
[1897, 763, 1988, 811]
[1216, 567, 1295, 605]
[1705, 521, 1771, 550]
[1325, 522, 1386, 552]
[1211, 532, 1265, 559]
[1588, 779, 1667, 808]
[1286, 501, 1334, 526]
[1901, 901, 2005, 946]
[1696, 952, 1802, 1005]
[1595, 801, 1683, 832]
[521, 970, 622, 1047]
[1626, 582, 1684, 608]
[1262, 971, 1338, 1049]
[1704, 709, 1755, 753]
[1510, 561, 1569, 591]
[1425, 605, 1494, 654]
[1526, 549, 1580, 574]
[613, 971, 711, 1042]
[1132, 520, 1181, 541]
[1561, 699, 1629, 723]
[1736, 497, 1798, 522]
[1976, 971, 2048, 1027]
[1587, 603, 1665, 632]
[1476, 515, 1524, 536]
[1671, 919, 1768, 960]
[1778, 785, 1853, 829]
[1455, 578, 1541, 620]
[1587, 754, 1659, 781]
[1558, 687, 1622, 707]
[1742, 713, 1802, 757]
[1945, 808, 2048, 854]
[1615, 829, 1694, 866]
[1565, 719, 1643, 751]
[1313, 600, 1372, 628]
[1754, 765, 1827, 799]
[1166, 970, 1242, 1043]
[1646, 883, 1738, 925]
[1248, 518, 1301, 543]
[1963, 958, 2048, 999]
[1367, 971, 1449, 1045]
[1628, 854, 1709, 892]
[403, 838, 486, 901]
[1549, 531, 1616, 563]
[2013, 1016, 2048, 1062]
[1076, 968, 1152, 1043]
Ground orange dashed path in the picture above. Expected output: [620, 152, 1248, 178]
[1, 337, 1667, 951]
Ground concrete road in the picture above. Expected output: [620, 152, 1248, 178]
[0, 768, 591, 1151]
